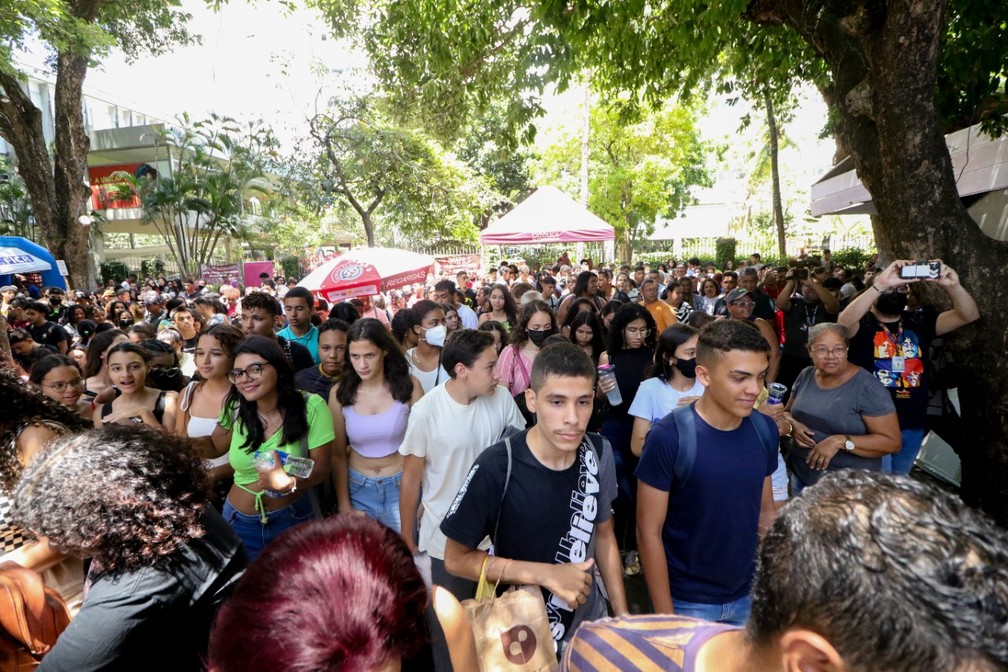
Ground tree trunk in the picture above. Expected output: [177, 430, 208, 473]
[764, 92, 787, 258]
[748, 0, 1008, 523]
[51, 51, 93, 289]
[0, 51, 93, 290]
[362, 212, 375, 247]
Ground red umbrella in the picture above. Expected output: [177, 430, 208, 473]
[298, 247, 434, 302]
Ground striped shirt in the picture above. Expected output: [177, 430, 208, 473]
[561, 615, 737, 671]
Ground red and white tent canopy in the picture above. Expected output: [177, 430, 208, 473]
[298, 247, 434, 302]
[480, 185, 615, 245]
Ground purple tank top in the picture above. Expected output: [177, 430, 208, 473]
[343, 401, 410, 459]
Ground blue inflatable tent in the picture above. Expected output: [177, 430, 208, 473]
[0, 236, 66, 291]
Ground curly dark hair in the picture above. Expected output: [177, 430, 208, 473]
[749, 470, 1008, 671]
[12, 425, 209, 572]
[606, 303, 658, 356]
[336, 318, 414, 406]
[486, 283, 518, 326]
[0, 368, 91, 493]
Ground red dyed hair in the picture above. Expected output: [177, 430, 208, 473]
[208, 515, 429, 671]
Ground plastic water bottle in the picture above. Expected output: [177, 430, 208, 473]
[767, 382, 788, 405]
[253, 450, 315, 479]
[597, 364, 623, 406]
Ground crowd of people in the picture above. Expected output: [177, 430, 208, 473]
[0, 249, 1004, 672]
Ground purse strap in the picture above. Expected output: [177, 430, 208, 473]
[492, 437, 513, 547]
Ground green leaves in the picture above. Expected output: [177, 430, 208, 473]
[533, 96, 712, 259]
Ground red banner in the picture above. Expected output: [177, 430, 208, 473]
[435, 254, 480, 276]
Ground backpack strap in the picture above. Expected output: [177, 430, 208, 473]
[491, 437, 514, 549]
[670, 403, 698, 492]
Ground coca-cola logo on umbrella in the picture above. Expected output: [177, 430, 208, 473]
[329, 262, 368, 284]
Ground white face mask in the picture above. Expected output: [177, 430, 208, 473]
[424, 324, 447, 347]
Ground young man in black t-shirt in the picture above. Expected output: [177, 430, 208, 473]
[25, 300, 68, 354]
[441, 343, 627, 652]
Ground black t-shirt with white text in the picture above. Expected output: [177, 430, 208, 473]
[441, 431, 617, 647]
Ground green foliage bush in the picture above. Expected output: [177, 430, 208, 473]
[829, 248, 876, 271]
[715, 237, 737, 266]
[99, 260, 130, 285]
[279, 256, 302, 280]
[140, 257, 165, 278]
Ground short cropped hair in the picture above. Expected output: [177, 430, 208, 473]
[441, 329, 494, 379]
[433, 279, 456, 294]
[319, 318, 350, 335]
[241, 291, 281, 317]
[529, 342, 595, 391]
[749, 470, 1008, 672]
[695, 319, 769, 367]
[283, 286, 314, 306]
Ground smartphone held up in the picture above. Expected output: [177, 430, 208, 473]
[899, 260, 941, 280]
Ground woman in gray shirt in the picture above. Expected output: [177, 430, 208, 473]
[781, 323, 901, 492]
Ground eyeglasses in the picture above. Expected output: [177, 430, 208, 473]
[227, 362, 271, 383]
[624, 327, 650, 336]
[151, 366, 182, 377]
[810, 346, 848, 357]
[731, 301, 756, 309]
[42, 378, 83, 393]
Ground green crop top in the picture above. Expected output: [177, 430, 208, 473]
[220, 392, 335, 488]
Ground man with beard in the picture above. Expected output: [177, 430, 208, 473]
[775, 268, 841, 394]
[838, 260, 978, 475]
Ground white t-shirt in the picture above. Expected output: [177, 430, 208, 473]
[405, 348, 451, 394]
[399, 384, 525, 559]
[457, 303, 479, 329]
[628, 376, 706, 423]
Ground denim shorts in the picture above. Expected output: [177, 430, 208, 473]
[673, 594, 752, 626]
[222, 495, 315, 562]
[349, 468, 402, 533]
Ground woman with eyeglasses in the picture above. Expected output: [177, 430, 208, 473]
[95, 342, 178, 433]
[780, 323, 901, 494]
[597, 303, 658, 577]
[218, 336, 333, 560]
[329, 319, 422, 533]
[29, 354, 92, 419]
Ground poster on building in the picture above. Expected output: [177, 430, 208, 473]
[242, 261, 275, 290]
[201, 263, 241, 286]
[434, 254, 480, 276]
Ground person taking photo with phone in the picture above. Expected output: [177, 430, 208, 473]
[837, 259, 978, 475]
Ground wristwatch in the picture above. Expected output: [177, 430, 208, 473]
[843, 435, 855, 452]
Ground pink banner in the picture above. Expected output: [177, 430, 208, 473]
[242, 261, 275, 289]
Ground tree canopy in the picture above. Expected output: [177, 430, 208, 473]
[534, 97, 712, 260]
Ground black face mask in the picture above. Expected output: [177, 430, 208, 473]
[876, 290, 908, 317]
[118, 319, 133, 328]
[673, 357, 697, 379]
[527, 328, 554, 347]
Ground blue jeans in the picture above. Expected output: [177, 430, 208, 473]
[673, 594, 752, 626]
[349, 468, 402, 533]
[882, 428, 926, 475]
[223, 495, 315, 562]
